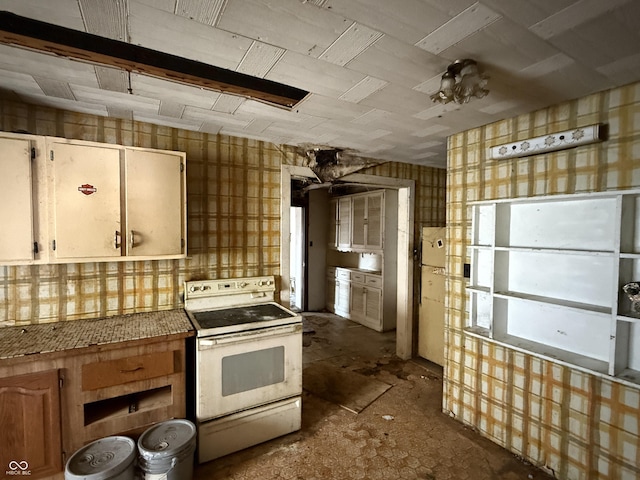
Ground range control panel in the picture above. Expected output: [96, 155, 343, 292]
[184, 276, 276, 301]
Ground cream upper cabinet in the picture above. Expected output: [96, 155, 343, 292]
[0, 133, 186, 266]
[50, 141, 123, 260]
[124, 148, 184, 257]
[0, 135, 36, 263]
[48, 139, 186, 262]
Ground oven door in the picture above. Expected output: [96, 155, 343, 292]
[196, 322, 302, 421]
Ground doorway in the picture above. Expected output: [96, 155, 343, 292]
[289, 206, 305, 311]
[280, 166, 415, 360]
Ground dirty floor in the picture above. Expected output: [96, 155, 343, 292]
[193, 312, 553, 480]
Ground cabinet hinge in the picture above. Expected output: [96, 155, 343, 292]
[181, 238, 185, 249]
[50, 150, 54, 161]
[62, 451, 66, 466]
[180, 162, 184, 173]
[59, 377, 63, 389]
[31, 147, 36, 160]
[33, 242, 39, 254]
[52, 239, 56, 251]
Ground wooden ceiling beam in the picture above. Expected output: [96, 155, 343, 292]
[0, 11, 308, 109]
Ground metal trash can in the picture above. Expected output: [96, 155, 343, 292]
[65, 436, 136, 480]
[137, 419, 196, 480]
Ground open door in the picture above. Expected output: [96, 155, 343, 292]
[418, 227, 446, 366]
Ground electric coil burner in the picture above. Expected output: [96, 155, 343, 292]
[184, 276, 302, 463]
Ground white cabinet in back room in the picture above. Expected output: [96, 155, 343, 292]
[48, 139, 186, 263]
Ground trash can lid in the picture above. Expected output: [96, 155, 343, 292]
[138, 419, 196, 459]
[65, 436, 136, 480]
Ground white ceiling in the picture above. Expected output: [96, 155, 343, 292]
[1, 0, 639, 168]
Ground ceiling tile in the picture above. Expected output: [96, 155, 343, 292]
[78, 0, 127, 41]
[106, 106, 133, 120]
[182, 105, 252, 128]
[71, 85, 160, 115]
[0, 69, 43, 96]
[128, 1, 252, 69]
[358, 83, 433, 116]
[16, 93, 109, 116]
[0, 0, 85, 30]
[135, 112, 202, 130]
[318, 22, 383, 67]
[346, 35, 446, 88]
[237, 42, 285, 77]
[295, 94, 372, 121]
[266, 51, 366, 98]
[216, 0, 351, 57]
[175, 0, 226, 26]
[158, 100, 185, 118]
[518, 53, 575, 78]
[134, 0, 175, 13]
[130, 73, 219, 109]
[0, 46, 100, 88]
[415, 2, 502, 54]
[321, 0, 472, 45]
[213, 94, 244, 113]
[339, 76, 388, 103]
[243, 118, 273, 134]
[95, 66, 128, 93]
[33, 78, 76, 100]
[529, 0, 632, 40]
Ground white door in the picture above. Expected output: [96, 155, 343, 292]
[124, 149, 183, 256]
[51, 142, 122, 259]
[0, 137, 34, 262]
[418, 227, 446, 366]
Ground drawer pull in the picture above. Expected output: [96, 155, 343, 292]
[120, 366, 144, 373]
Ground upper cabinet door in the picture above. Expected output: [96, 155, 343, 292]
[124, 149, 185, 257]
[365, 191, 384, 249]
[0, 137, 34, 262]
[51, 142, 122, 259]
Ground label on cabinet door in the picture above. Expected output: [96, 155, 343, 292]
[78, 184, 97, 195]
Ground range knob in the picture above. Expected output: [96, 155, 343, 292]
[189, 286, 197, 292]
[238, 281, 248, 288]
[258, 279, 273, 286]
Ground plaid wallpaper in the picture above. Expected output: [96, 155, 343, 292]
[445, 81, 640, 480]
[0, 100, 445, 325]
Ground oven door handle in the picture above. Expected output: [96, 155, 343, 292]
[198, 323, 302, 349]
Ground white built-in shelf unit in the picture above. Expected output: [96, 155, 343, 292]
[467, 189, 640, 386]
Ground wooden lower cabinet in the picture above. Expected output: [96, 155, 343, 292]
[0, 334, 188, 479]
[0, 369, 62, 479]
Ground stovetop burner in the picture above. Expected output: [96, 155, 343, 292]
[192, 303, 296, 329]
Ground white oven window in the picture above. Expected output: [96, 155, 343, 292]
[222, 346, 285, 396]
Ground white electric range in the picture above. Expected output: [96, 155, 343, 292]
[184, 276, 302, 463]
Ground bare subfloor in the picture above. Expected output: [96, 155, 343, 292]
[194, 312, 553, 480]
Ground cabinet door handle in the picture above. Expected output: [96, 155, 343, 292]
[129, 230, 135, 249]
[120, 366, 144, 373]
[114, 231, 121, 249]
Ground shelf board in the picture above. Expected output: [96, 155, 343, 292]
[469, 244, 492, 250]
[493, 291, 611, 315]
[465, 328, 610, 376]
[615, 368, 640, 385]
[466, 286, 490, 294]
[494, 246, 615, 257]
[620, 253, 640, 259]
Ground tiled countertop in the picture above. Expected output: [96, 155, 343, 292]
[0, 309, 194, 360]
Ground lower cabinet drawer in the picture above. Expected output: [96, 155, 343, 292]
[365, 275, 382, 288]
[82, 350, 176, 391]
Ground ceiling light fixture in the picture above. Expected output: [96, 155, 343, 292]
[430, 59, 488, 104]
